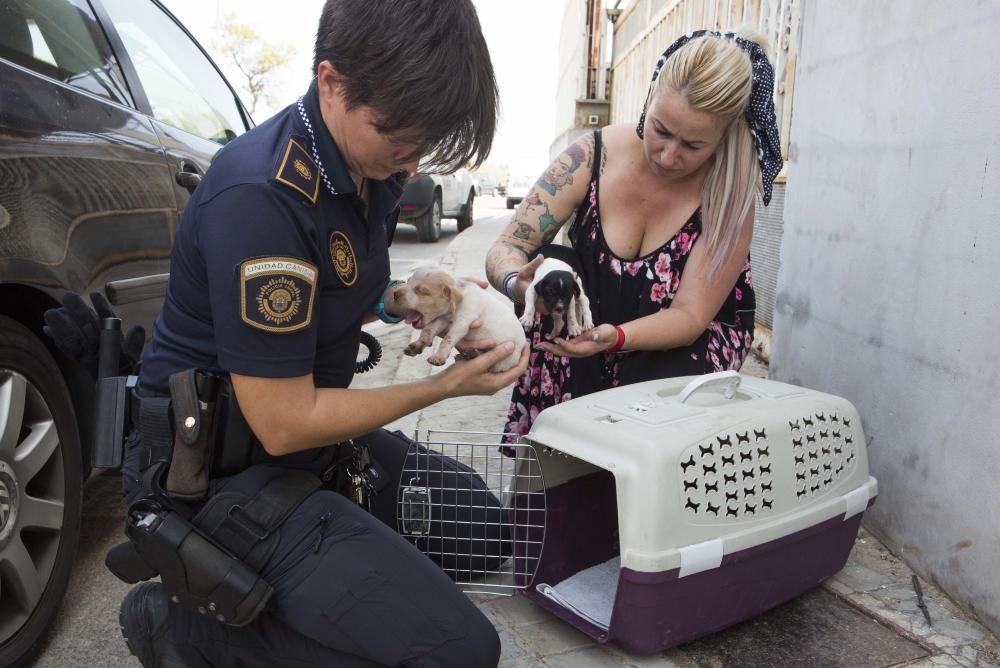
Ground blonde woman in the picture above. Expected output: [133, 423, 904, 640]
[487, 30, 782, 437]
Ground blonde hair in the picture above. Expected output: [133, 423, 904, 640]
[652, 31, 769, 275]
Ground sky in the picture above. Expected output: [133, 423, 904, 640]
[161, 0, 566, 176]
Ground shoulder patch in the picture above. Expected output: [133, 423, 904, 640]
[274, 138, 320, 204]
[240, 257, 317, 332]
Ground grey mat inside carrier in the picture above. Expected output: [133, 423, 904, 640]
[536, 557, 620, 630]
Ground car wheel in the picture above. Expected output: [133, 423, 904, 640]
[417, 192, 442, 243]
[0, 316, 83, 666]
[506, 198, 514, 210]
[456, 192, 474, 232]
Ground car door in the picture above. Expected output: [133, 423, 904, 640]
[93, 0, 251, 321]
[0, 0, 178, 330]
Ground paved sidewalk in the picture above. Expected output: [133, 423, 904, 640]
[358, 219, 1000, 667]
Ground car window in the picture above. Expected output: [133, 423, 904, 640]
[99, 0, 246, 145]
[0, 0, 132, 105]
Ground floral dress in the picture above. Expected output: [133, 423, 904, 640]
[504, 130, 755, 439]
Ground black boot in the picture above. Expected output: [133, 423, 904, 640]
[119, 582, 187, 667]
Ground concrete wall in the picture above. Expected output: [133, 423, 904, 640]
[772, 0, 1000, 633]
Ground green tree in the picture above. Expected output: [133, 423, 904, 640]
[212, 13, 294, 116]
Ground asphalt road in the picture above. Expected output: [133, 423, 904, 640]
[28, 195, 514, 667]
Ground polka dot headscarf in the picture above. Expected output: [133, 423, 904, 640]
[636, 30, 783, 206]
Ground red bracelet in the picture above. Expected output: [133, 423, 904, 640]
[608, 325, 626, 353]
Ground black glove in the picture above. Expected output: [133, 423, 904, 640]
[43, 291, 145, 377]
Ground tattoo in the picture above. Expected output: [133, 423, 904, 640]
[541, 226, 559, 244]
[600, 140, 607, 175]
[538, 141, 589, 195]
[513, 222, 533, 240]
[485, 241, 529, 288]
[538, 201, 557, 232]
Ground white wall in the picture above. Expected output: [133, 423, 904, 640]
[551, 1, 589, 159]
[772, 0, 1000, 633]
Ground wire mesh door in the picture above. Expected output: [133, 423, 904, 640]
[397, 430, 546, 596]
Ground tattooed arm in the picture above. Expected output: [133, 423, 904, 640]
[486, 134, 598, 301]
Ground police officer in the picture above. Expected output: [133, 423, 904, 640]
[113, 1, 524, 665]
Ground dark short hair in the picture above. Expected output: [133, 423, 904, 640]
[314, 0, 498, 171]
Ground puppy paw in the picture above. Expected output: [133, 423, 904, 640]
[427, 354, 447, 366]
[568, 324, 583, 338]
[404, 342, 424, 356]
[519, 313, 534, 327]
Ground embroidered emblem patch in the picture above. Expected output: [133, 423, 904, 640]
[240, 257, 317, 332]
[293, 159, 312, 180]
[329, 231, 358, 286]
[274, 139, 320, 204]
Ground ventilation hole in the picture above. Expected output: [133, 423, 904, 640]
[794, 455, 804, 465]
[702, 463, 716, 475]
[744, 485, 756, 497]
[681, 455, 695, 472]
[789, 419, 801, 431]
[717, 435, 733, 447]
[699, 444, 714, 456]
[757, 447, 769, 457]
[760, 463, 772, 475]
[707, 502, 720, 515]
[844, 418, 852, 427]
[754, 428, 767, 440]
[803, 417, 814, 427]
[724, 473, 736, 485]
[726, 491, 738, 502]
[705, 481, 718, 492]
[737, 431, 749, 444]
[762, 498, 774, 509]
[742, 468, 755, 480]
[762, 481, 773, 492]
[722, 454, 734, 466]
[793, 437, 803, 448]
[726, 506, 739, 517]
[685, 498, 699, 512]
[683, 479, 698, 491]
[816, 412, 827, 423]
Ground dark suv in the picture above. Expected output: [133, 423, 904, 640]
[0, 0, 252, 662]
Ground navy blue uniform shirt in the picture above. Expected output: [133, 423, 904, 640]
[140, 82, 402, 396]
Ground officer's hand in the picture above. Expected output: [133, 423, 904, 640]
[42, 291, 145, 377]
[438, 342, 529, 397]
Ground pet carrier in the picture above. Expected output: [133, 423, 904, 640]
[398, 371, 878, 655]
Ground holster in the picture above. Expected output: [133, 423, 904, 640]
[109, 469, 321, 626]
[164, 370, 217, 499]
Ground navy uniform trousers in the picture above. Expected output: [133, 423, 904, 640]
[122, 428, 502, 667]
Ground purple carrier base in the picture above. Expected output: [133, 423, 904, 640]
[513, 472, 876, 656]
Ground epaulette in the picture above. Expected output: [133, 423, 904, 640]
[274, 137, 320, 204]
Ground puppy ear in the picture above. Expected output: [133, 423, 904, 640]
[447, 283, 464, 311]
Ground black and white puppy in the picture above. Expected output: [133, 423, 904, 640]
[519, 257, 593, 337]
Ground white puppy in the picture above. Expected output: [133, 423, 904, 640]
[393, 266, 526, 372]
[519, 258, 593, 337]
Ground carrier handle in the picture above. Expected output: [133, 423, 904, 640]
[679, 371, 741, 403]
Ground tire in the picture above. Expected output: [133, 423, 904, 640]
[456, 191, 474, 232]
[506, 198, 514, 210]
[417, 192, 442, 243]
[0, 316, 83, 666]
